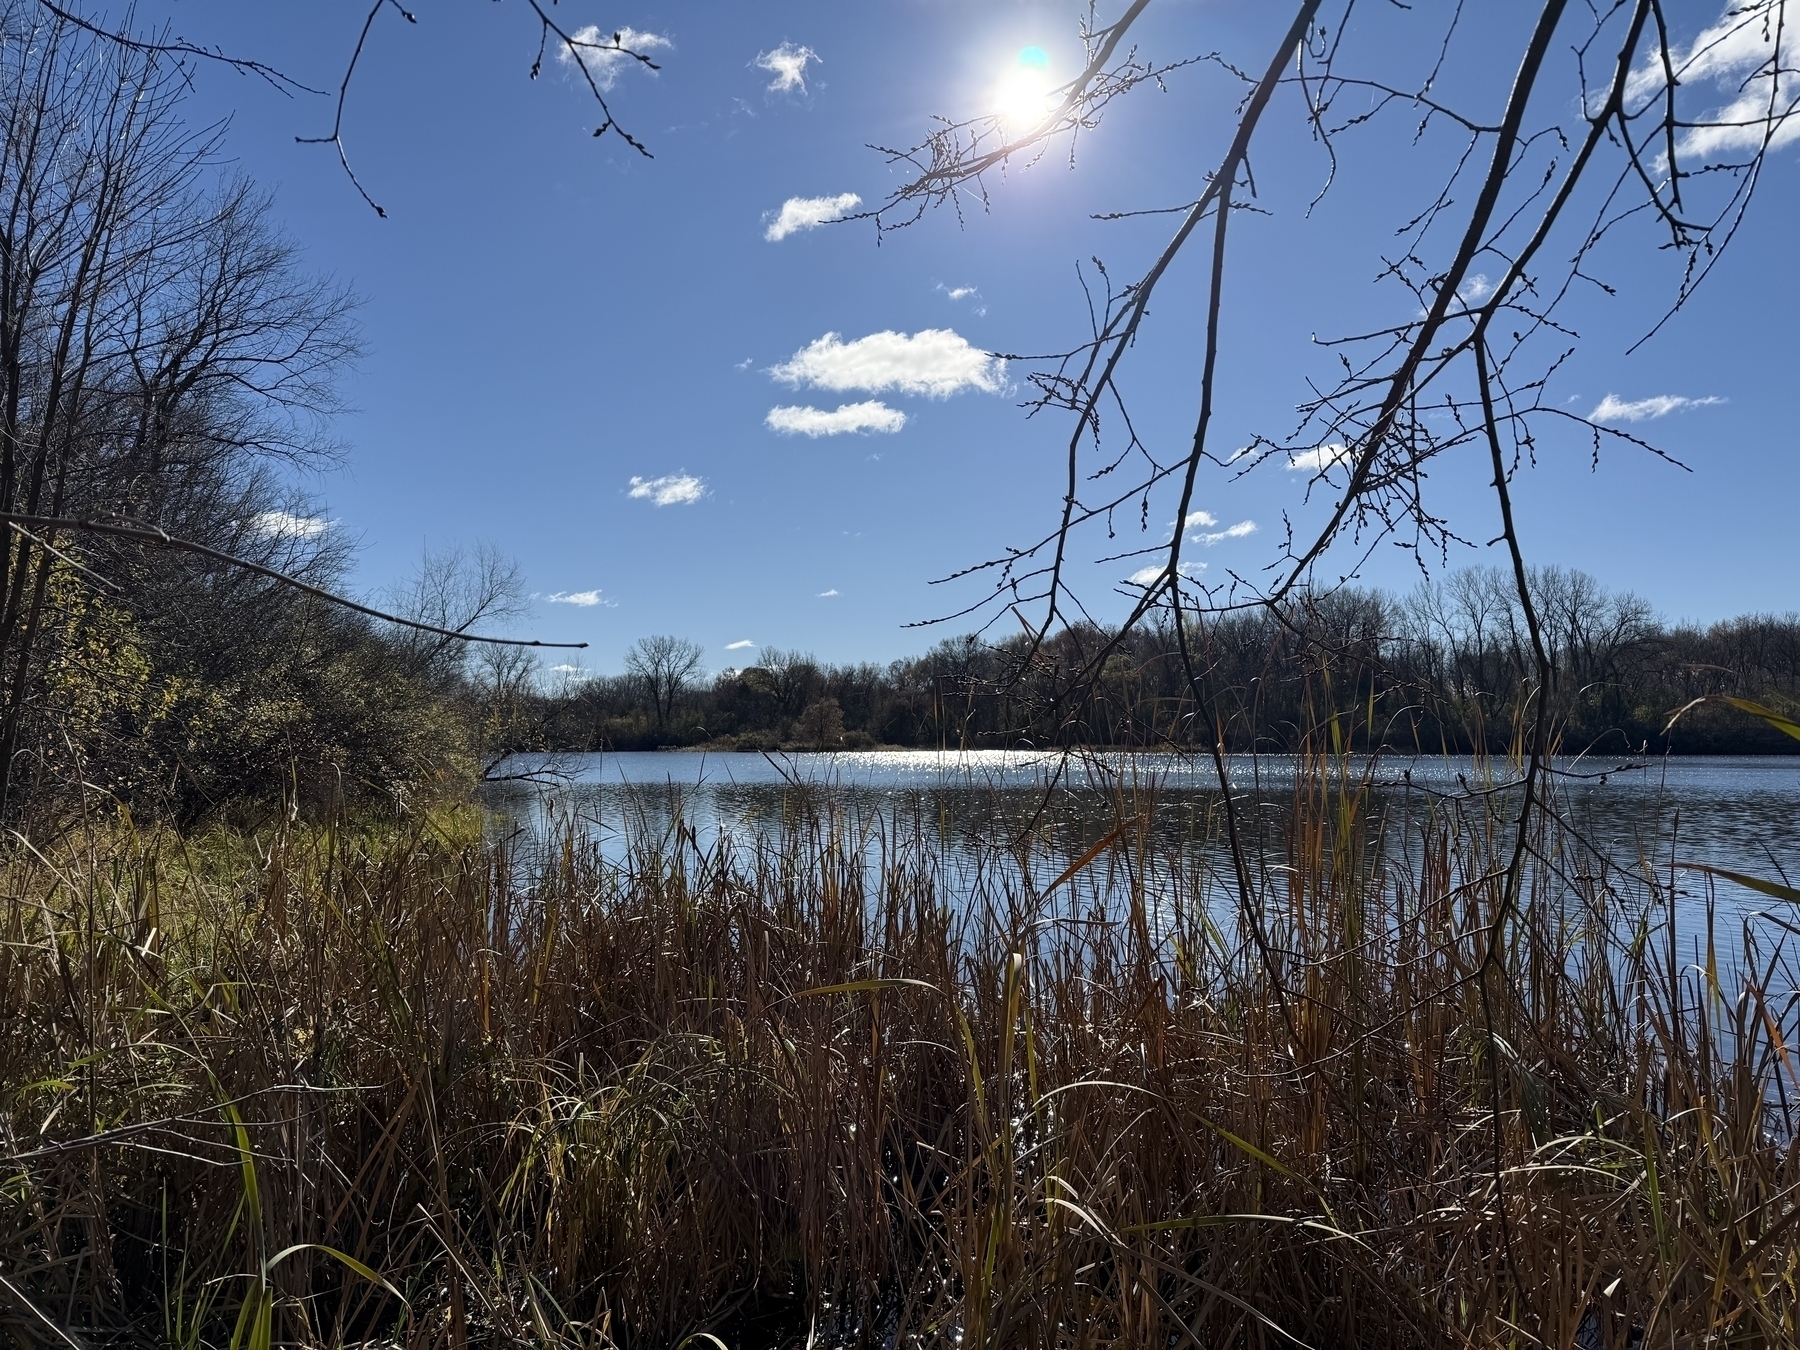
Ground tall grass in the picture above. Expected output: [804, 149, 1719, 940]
[2, 754, 1796, 1347]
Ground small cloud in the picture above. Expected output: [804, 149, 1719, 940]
[817, 588, 838, 597]
[1183, 510, 1218, 529]
[1127, 561, 1203, 586]
[628, 473, 705, 506]
[755, 42, 818, 94]
[550, 663, 587, 675]
[1197, 520, 1257, 545]
[937, 283, 979, 301]
[252, 511, 330, 539]
[1459, 273, 1495, 305]
[734, 357, 754, 370]
[1590, 393, 1724, 424]
[765, 192, 860, 241]
[546, 589, 612, 608]
[557, 25, 672, 91]
[770, 329, 1004, 398]
[726, 639, 757, 650]
[1287, 443, 1351, 472]
[766, 401, 906, 437]
[1623, 7, 1800, 161]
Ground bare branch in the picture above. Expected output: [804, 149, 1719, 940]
[295, 0, 415, 218]
[34, 1, 323, 95]
[0, 513, 585, 648]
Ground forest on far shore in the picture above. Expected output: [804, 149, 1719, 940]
[507, 566, 1800, 762]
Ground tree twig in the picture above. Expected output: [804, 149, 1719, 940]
[0, 514, 585, 649]
[34, 1, 324, 96]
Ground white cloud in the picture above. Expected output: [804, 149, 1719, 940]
[1287, 443, 1351, 472]
[818, 588, 839, 597]
[1197, 520, 1257, 545]
[252, 511, 330, 539]
[550, 663, 587, 675]
[1127, 561, 1203, 586]
[725, 639, 757, 650]
[546, 589, 608, 607]
[628, 473, 705, 506]
[1460, 273, 1495, 304]
[557, 25, 672, 91]
[764, 192, 860, 241]
[1590, 393, 1724, 423]
[766, 401, 906, 437]
[755, 42, 818, 94]
[1625, 4, 1799, 159]
[938, 283, 978, 301]
[770, 329, 1005, 398]
[1183, 510, 1218, 529]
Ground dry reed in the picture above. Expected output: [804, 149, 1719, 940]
[1, 754, 1796, 1348]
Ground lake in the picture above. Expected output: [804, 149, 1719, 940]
[484, 750, 1800, 932]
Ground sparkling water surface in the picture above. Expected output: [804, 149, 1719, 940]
[485, 751, 1800, 930]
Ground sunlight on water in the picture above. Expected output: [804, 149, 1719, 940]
[487, 751, 1800, 933]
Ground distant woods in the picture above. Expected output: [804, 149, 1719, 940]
[526, 570, 1800, 759]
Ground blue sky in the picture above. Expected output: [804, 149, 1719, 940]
[132, 2, 1797, 672]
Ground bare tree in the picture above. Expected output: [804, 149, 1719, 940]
[386, 541, 530, 684]
[474, 642, 542, 762]
[0, 7, 311, 811]
[625, 634, 704, 735]
[756, 648, 825, 719]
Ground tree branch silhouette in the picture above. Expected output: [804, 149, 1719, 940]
[1, 514, 584, 649]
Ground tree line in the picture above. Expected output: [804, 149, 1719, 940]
[519, 569, 1800, 760]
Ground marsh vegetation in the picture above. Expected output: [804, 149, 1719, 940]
[5, 751, 1798, 1347]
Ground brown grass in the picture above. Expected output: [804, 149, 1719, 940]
[1, 754, 1797, 1348]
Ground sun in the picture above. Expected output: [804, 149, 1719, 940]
[993, 46, 1055, 129]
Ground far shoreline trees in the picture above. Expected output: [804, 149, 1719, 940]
[519, 567, 1800, 760]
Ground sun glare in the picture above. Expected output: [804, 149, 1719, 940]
[993, 45, 1055, 129]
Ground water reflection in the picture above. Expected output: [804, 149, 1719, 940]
[484, 750, 1800, 928]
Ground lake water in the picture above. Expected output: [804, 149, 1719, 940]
[483, 750, 1800, 931]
